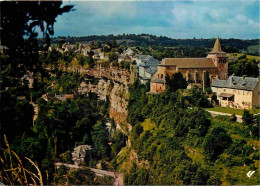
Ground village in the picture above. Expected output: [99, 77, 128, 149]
[39, 37, 260, 111]
[3, 36, 259, 170]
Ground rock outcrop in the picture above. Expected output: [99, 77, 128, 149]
[77, 66, 135, 133]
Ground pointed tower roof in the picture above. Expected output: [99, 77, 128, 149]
[210, 37, 225, 53]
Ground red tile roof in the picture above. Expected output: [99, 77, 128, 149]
[159, 58, 216, 69]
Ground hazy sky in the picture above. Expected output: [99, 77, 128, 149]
[53, 0, 260, 39]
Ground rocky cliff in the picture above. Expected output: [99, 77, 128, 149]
[77, 66, 136, 132]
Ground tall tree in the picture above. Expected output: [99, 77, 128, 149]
[166, 72, 187, 92]
[1, 1, 73, 88]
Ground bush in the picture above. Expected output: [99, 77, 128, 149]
[217, 155, 244, 167]
[57, 165, 68, 176]
[135, 124, 144, 136]
[124, 61, 130, 70]
[207, 176, 222, 185]
[111, 130, 127, 156]
[202, 127, 232, 162]
[205, 87, 212, 94]
[242, 110, 254, 125]
[230, 113, 237, 122]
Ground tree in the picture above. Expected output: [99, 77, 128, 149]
[228, 57, 259, 78]
[111, 130, 127, 156]
[166, 72, 187, 92]
[202, 127, 232, 162]
[242, 110, 254, 126]
[230, 113, 237, 122]
[91, 121, 111, 160]
[135, 124, 144, 136]
[109, 52, 118, 62]
[111, 39, 118, 48]
[87, 51, 95, 68]
[1, 2, 74, 185]
[1, 1, 73, 89]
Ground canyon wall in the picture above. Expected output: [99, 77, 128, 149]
[77, 66, 136, 132]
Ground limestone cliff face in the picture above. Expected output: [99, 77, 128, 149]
[77, 66, 135, 133]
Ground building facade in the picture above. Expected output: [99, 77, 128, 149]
[212, 76, 260, 109]
[150, 37, 228, 93]
[136, 55, 159, 83]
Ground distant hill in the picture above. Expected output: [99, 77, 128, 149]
[38, 34, 260, 56]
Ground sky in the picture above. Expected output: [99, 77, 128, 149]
[53, 0, 260, 39]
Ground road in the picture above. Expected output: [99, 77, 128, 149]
[205, 110, 243, 122]
[54, 162, 124, 186]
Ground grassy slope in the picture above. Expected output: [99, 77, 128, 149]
[117, 116, 259, 185]
[227, 53, 260, 60]
[183, 116, 259, 185]
[206, 107, 260, 115]
[141, 119, 156, 132]
[247, 45, 260, 55]
[209, 117, 259, 185]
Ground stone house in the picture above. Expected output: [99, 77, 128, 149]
[150, 37, 229, 93]
[125, 48, 135, 56]
[212, 75, 260, 109]
[140, 67, 157, 84]
[71, 145, 92, 165]
[138, 55, 159, 84]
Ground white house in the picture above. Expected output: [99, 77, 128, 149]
[212, 75, 260, 109]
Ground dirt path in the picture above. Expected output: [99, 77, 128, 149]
[205, 110, 243, 122]
[54, 162, 124, 185]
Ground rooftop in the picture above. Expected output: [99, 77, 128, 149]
[159, 58, 216, 68]
[209, 37, 226, 54]
[212, 76, 259, 91]
[151, 78, 165, 84]
[145, 67, 157, 74]
[139, 55, 159, 67]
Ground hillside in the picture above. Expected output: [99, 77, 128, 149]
[116, 82, 259, 185]
[38, 34, 260, 56]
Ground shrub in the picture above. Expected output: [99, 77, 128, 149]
[230, 113, 237, 122]
[242, 110, 254, 125]
[135, 124, 144, 136]
[202, 127, 232, 162]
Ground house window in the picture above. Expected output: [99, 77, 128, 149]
[161, 74, 163, 79]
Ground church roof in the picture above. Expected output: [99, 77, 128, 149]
[210, 37, 226, 54]
[151, 78, 165, 84]
[159, 58, 216, 69]
[212, 76, 259, 91]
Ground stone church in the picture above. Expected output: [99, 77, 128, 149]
[150, 37, 229, 93]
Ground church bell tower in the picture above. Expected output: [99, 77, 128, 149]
[207, 37, 228, 79]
